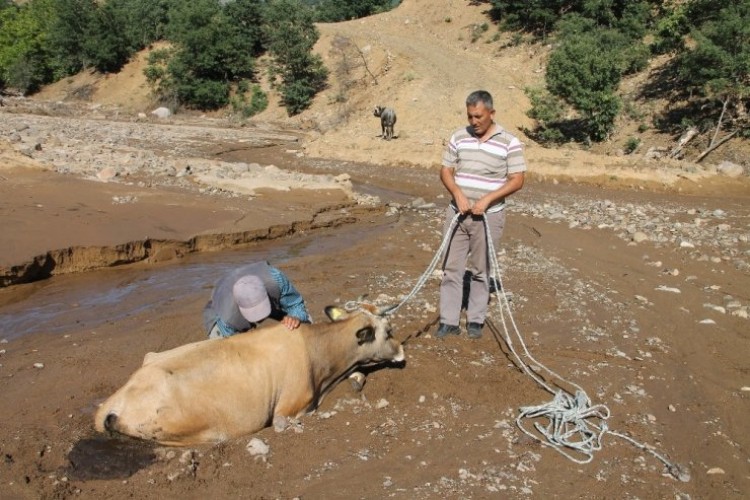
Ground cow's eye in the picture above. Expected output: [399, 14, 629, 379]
[386, 327, 393, 339]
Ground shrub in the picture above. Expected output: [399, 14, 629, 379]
[624, 136, 641, 154]
[231, 83, 268, 118]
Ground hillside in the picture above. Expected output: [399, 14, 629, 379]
[31, 0, 749, 193]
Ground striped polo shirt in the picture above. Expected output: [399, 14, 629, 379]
[442, 125, 527, 212]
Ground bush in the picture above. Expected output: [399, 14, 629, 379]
[624, 136, 641, 154]
[546, 16, 625, 141]
[231, 83, 268, 118]
[263, 0, 328, 116]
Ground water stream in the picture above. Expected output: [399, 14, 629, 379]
[0, 219, 393, 340]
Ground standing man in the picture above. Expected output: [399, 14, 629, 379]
[437, 90, 527, 339]
[203, 260, 311, 338]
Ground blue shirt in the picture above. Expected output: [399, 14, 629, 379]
[268, 266, 311, 324]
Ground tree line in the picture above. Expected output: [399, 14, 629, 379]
[489, 0, 748, 154]
[0, 0, 398, 115]
[1, 0, 746, 151]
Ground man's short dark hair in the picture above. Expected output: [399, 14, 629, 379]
[466, 90, 493, 110]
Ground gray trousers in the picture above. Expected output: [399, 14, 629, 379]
[439, 207, 505, 326]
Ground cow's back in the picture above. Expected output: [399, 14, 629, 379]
[95, 326, 313, 445]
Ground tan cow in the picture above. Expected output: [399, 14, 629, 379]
[94, 304, 404, 446]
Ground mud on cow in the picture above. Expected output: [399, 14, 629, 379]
[373, 105, 397, 140]
[94, 304, 404, 446]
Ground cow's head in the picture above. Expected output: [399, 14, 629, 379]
[324, 304, 405, 364]
[373, 106, 384, 117]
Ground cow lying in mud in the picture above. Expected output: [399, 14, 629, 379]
[94, 304, 404, 446]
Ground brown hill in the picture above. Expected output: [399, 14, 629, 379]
[32, 0, 749, 193]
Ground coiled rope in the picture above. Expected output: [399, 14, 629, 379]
[483, 214, 687, 479]
[380, 210, 687, 480]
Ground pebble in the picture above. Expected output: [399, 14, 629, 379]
[706, 467, 725, 475]
[703, 304, 726, 314]
[246, 438, 270, 457]
[33, 363, 44, 369]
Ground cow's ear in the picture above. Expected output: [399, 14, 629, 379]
[325, 306, 347, 322]
[356, 326, 376, 345]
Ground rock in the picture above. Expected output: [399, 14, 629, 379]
[632, 232, 649, 243]
[246, 438, 270, 457]
[644, 146, 668, 160]
[716, 161, 744, 178]
[376, 398, 390, 409]
[96, 167, 118, 182]
[33, 363, 44, 369]
[679, 239, 695, 248]
[151, 107, 172, 119]
[706, 467, 725, 475]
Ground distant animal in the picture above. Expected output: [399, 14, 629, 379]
[94, 303, 405, 446]
[373, 106, 397, 140]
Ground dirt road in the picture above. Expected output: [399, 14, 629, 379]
[1, 104, 749, 499]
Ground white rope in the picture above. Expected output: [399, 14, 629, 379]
[375, 209, 685, 479]
[482, 214, 687, 479]
[381, 212, 462, 316]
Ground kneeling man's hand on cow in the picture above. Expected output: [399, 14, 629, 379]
[282, 315, 302, 330]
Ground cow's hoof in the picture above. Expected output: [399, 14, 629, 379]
[349, 372, 366, 392]
[273, 415, 289, 432]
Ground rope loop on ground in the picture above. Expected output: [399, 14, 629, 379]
[517, 390, 609, 464]
[480, 214, 685, 480]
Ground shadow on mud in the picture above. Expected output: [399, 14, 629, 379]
[66, 436, 156, 480]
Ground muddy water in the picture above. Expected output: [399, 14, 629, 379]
[0, 218, 393, 341]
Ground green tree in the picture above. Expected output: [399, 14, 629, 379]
[313, 0, 399, 22]
[490, 0, 657, 40]
[0, 0, 57, 93]
[489, 0, 568, 38]
[115, 0, 172, 49]
[46, 0, 97, 78]
[146, 0, 260, 110]
[676, 1, 750, 159]
[545, 16, 626, 141]
[84, 1, 133, 73]
[263, 0, 328, 115]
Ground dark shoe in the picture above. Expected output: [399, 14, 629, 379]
[436, 323, 460, 338]
[467, 322, 483, 339]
